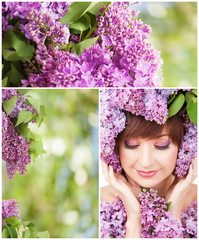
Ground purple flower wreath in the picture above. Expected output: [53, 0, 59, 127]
[100, 89, 197, 177]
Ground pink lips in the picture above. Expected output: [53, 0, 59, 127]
[137, 170, 158, 177]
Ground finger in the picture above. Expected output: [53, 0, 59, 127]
[185, 157, 197, 184]
[108, 164, 118, 184]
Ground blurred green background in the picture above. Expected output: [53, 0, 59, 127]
[2, 89, 98, 238]
[131, 2, 197, 87]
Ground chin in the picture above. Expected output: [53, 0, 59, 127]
[136, 179, 160, 189]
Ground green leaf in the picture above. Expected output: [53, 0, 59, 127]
[3, 48, 28, 62]
[10, 61, 24, 85]
[2, 58, 11, 77]
[88, 2, 109, 15]
[23, 229, 31, 238]
[166, 201, 172, 211]
[27, 222, 37, 238]
[168, 93, 185, 118]
[36, 231, 50, 238]
[27, 222, 37, 229]
[3, 95, 18, 115]
[2, 75, 9, 87]
[18, 123, 31, 141]
[29, 141, 44, 155]
[29, 112, 37, 122]
[191, 89, 197, 96]
[6, 226, 18, 238]
[15, 110, 33, 127]
[17, 89, 28, 95]
[30, 152, 37, 162]
[2, 29, 35, 61]
[186, 101, 197, 126]
[167, 93, 176, 105]
[71, 36, 99, 55]
[59, 2, 97, 24]
[26, 97, 40, 112]
[4, 216, 21, 228]
[69, 14, 91, 32]
[2, 227, 10, 238]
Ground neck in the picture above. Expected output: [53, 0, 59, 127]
[127, 174, 175, 197]
[150, 175, 175, 197]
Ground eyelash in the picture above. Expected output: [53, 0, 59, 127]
[124, 142, 170, 150]
[124, 142, 139, 149]
[154, 143, 170, 150]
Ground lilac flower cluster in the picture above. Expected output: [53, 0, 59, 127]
[95, 2, 163, 87]
[2, 112, 31, 179]
[100, 197, 127, 238]
[138, 188, 183, 238]
[175, 122, 197, 177]
[2, 2, 163, 87]
[100, 192, 197, 238]
[100, 89, 197, 177]
[23, 8, 70, 47]
[2, 89, 38, 179]
[2, 2, 69, 38]
[2, 199, 20, 228]
[181, 201, 197, 238]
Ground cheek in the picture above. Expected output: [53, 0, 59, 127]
[119, 148, 138, 167]
[161, 148, 178, 169]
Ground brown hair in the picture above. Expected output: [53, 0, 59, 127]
[115, 111, 184, 153]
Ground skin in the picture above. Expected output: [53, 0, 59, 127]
[101, 131, 197, 238]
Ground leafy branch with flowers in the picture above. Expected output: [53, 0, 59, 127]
[2, 89, 50, 238]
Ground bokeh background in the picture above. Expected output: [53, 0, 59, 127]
[131, 2, 197, 87]
[2, 89, 98, 238]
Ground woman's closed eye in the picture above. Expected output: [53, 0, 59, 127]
[124, 139, 140, 149]
[154, 140, 171, 150]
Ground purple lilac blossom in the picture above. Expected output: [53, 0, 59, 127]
[95, 2, 163, 87]
[100, 89, 197, 178]
[181, 201, 197, 238]
[100, 191, 196, 238]
[175, 122, 197, 177]
[2, 89, 18, 100]
[24, 8, 69, 46]
[100, 197, 127, 238]
[2, 199, 20, 228]
[2, 111, 31, 179]
[138, 189, 184, 238]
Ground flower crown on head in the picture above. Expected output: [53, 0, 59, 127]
[100, 89, 197, 177]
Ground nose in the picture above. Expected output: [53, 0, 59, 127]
[139, 144, 153, 168]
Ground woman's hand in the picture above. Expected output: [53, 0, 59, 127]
[165, 157, 197, 222]
[101, 161, 141, 237]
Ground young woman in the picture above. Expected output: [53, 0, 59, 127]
[100, 89, 197, 238]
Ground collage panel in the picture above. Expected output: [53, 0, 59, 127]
[2, 2, 196, 88]
[99, 89, 197, 238]
[2, 89, 98, 238]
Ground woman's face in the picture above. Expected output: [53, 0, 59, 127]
[119, 131, 179, 188]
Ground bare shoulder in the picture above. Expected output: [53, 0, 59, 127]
[183, 183, 197, 210]
[100, 185, 118, 203]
